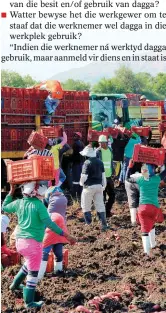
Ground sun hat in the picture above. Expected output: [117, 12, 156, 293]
[80, 146, 96, 157]
[98, 135, 108, 143]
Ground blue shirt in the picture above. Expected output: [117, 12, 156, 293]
[124, 137, 141, 158]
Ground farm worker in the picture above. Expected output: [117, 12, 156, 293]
[45, 91, 60, 115]
[126, 161, 166, 255]
[111, 133, 129, 181]
[124, 163, 142, 225]
[38, 213, 69, 280]
[2, 182, 76, 308]
[1, 215, 15, 256]
[71, 132, 85, 200]
[161, 131, 166, 149]
[59, 142, 73, 192]
[96, 135, 115, 217]
[48, 131, 67, 186]
[79, 145, 108, 231]
[118, 133, 141, 184]
[34, 80, 63, 125]
[44, 186, 68, 222]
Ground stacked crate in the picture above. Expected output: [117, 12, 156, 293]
[1, 87, 90, 151]
[53, 90, 89, 145]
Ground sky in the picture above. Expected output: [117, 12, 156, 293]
[0, 0, 165, 80]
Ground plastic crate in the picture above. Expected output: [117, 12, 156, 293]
[39, 126, 63, 139]
[133, 144, 165, 166]
[10, 252, 21, 266]
[11, 88, 24, 98]
[7, 156, 54, 183]
[12, 141, 23, 151]
[131, 126, 151, 137]
[1, 87, 11, 98]
[118, 127, 132, 137]
[106, 127, 119, 138]
[3, 98, 11, 112]
[27, 131, 48, 150]
[88, 129, 108, 142]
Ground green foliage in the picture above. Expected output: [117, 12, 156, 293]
[1, 70, 38, 87]
[1, 67, 165, 100]
[92, 66, 165, 100]
[93, 78, 116, 93]
[152, 73, 166, 96]
[61, 79, 91, 91]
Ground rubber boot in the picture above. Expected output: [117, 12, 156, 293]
[54, 261, 63, 273]
[84, 212, 92, 225]
[97, 212, 109, 231]
[38, 261, 47, 281]
[149, 228, 156, 248]
[23, 287, 44, 308]
[130, 208, 137, 225]
[9, 270, 26, 291]
[142, 234, 151, 255]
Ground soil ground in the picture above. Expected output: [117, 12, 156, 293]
[1, 186, 166, 313]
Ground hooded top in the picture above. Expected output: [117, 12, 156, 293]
[48, 194, 67, 222]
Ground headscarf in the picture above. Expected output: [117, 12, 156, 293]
[141, 164, 155, 181]
[21, 182, 47, 199]
[45, 186, 63, 204]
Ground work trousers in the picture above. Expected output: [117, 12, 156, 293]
[81, 185, 105, 213]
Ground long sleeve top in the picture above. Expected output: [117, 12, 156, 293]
[126, 168, 166, 208]
[2, 195, 63, 242]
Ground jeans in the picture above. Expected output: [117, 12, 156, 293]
[45, 97, 59, 115]
[119, 157, 130, 183]
[42, 243, 63, 262]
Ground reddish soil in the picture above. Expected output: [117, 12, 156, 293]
[1, 187, 166, 313]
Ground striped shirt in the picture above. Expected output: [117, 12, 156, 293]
[25, 148, 53, 158]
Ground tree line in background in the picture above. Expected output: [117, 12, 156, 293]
[1, 66, 166, 100]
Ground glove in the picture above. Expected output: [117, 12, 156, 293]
[128, 159, 134, 169]
[1, 245, 14, 256]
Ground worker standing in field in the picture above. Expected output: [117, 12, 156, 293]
[126, 161, 166, 256]
[79, 145, 108, 231]
[44, 186, 68, 223]
[96, 135, 115, 217]
[2, 182, 76, 308]
[71, 132, 84, 200]
[38, 211, 69, 279]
